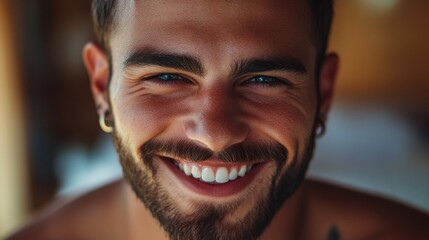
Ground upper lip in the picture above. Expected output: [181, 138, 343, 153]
[158, 154, 267, 167]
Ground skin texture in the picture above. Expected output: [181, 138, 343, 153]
[97, 1, 327, 239]
[87, 0, 331, 239]
[7, 179, 429, 240]
[7, 0, 429, 239]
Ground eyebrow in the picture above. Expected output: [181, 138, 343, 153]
[123, 48, 205, 76]
[123, 48, 307, 78]
[231, 57, 308, 78]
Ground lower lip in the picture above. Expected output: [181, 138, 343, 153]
[160, 157, 267, 198]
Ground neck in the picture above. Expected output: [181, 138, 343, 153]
[260, 182, 308, 240]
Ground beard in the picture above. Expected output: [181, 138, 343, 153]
[112, 130, 316, 240]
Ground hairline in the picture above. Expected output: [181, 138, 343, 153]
[94, 0, 333, 61]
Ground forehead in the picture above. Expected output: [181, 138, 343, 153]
[110, 0, 316, 71]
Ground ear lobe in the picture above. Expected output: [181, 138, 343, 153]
[318, 53, 339, 117]
[83, 42, 110, 115]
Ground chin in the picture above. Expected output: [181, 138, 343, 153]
[113, 132, 315, 240]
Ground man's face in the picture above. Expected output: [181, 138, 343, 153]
[93, 0, 326, 239]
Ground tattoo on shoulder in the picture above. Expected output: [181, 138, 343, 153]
[327, 225, 341, 240]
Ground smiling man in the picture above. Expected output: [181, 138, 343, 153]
[8, 0, 429, 240]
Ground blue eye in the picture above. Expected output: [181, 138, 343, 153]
[251, 76, 277, 83]
[144, 73, 191, 85]
[245, 76, 286, 87]
[156, 74, 184, 81]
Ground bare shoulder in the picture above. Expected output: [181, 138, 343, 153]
[6, 179, 126, 240]
[304, 179, 429, 240]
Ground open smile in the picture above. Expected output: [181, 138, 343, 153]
[175, 159, 255, 184]
[159, 156, 268, 197]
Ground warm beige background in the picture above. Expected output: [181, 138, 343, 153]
[0, 0, 28, 236]
[331, 0, 429, 109]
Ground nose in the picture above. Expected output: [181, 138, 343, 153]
[184, 87, 248, 152]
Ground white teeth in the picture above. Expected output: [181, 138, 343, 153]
[238, 165, 247, 177]
[215, 167, 229, 183]
[191, 165, 201, 178]
[229, 168, 238, 180]
[201, 167, 215, 182]
[183, 164, 191, 176]
[176, 162, 256, 183]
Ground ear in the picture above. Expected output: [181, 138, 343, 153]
[318, 53, 339, 118]
[82, 42, 110, 115]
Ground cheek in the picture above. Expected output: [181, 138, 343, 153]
[111, 90, 192, 151]
[243, 91, 317, 149]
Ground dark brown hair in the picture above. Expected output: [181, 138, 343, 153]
[91, 0, 117, 53]
[92, 0, 334, 59]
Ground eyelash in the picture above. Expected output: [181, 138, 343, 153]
[143, 73, 192, 85]
[143, 73, 290, 88]
[242, 76, 289, 87]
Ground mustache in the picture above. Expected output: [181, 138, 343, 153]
[141, 139, 288, 164]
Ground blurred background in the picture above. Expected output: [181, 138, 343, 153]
[0, 0, 428, 237]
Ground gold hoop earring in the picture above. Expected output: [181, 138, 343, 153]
[99, 110, 113, 133]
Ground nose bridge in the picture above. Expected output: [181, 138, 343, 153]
[185, 85, 248, 151]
